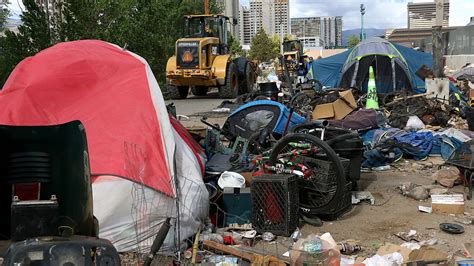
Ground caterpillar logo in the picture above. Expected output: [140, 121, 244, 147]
[182, 50, 193, 63]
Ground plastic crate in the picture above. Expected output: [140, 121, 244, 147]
[294, 156, 350, 191]
[317, 180, 353, 220]
[251, 174, 299, 236]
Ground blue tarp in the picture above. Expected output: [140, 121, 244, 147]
[311, 49, 352, 89]
[393, 44, 432, 94]
[311, 39, 434, 94]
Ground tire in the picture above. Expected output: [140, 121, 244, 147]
[168, 85, 189, 99]
[219, 62, 239, 99]
[235, 57, 252, 94]
[191, 86, 208, 96]
[268, 133, 346, 214]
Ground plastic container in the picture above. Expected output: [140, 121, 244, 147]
[259, 82, 279, 101]
[291, 249, 341, 266]
[317, 180, 353, 221]
[458, 260, 474, 266]
[218, 171, 246, 189]
[330, 136, 364, 184]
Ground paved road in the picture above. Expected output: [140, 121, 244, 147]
[165, 92, 224, 116]
[165, 91, 231, 128]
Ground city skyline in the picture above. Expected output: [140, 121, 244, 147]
[240, 0, 473, 30]
[7, 0, 474, 30]
[291, 16, 343, 48]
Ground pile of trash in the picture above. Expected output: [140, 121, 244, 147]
[180, 38, 474, 265]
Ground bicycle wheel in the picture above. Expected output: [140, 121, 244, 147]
[268, 133, 346, 214]
[290, 92, 313, 118]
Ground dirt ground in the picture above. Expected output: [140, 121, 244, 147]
[314, 168, 474, 260]
[167, 96, 474, 262]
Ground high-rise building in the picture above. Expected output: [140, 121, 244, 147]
[241, 0, 289, 43]
[274, 0, 289, 38]
[291, 16, 343, 48]
[224, 0, 240, 40]
[407, 0, 449, 29]
[321, 16, 343, 47]
[239, 5, 252, 46]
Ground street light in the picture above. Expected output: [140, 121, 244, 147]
[360, 4, 365, 41]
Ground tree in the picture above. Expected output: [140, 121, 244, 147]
[0, 1, 9, 30]
[283, 34, 295, 42]
[0, 0, 51, 85]
[347, 35, 360, 48]
[0, 0, 224, 88]
[229, 34, 243, 57]
[249, 29, 280, 62]
[270, 34, 281, 56]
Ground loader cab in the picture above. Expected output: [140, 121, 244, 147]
[283, 40, 304, 61]
[283, 40, 303, 54]
[184, 15, 229, 54]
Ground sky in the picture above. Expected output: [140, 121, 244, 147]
[240, 0, 474, 30]
[7, 0, 474, 30]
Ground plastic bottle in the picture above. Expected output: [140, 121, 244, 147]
[291, 228, 301, 243]
[302, 237, 322, 252]
[373, 165, 391, 171]
[338, 242, 362, 255]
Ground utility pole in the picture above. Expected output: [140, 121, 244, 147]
[303, 19, 305, 48]
[279, 1, 284, 54]
[432, 0, 445, 77]
[360, 4, 365, 41]
[204, 0, 209, 15]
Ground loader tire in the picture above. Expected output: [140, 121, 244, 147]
[191, 86, 208, 96]
[235, 57, 252, 94]
[218, 62, 239, 99]
[168, 85, 189, 99]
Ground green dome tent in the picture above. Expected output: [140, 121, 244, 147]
[339, 37, 414, 93]
[311, 37, 434, 94]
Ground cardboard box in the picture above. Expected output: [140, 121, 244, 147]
[425, 78, 450, 100]
[469, 89, 474, 106]
[377, 244, 448, 265]
[377, 243, 412, 263]
[408, 246, 448, 263]
[312, 90, 357, 120]
[431, 194, 464, 214]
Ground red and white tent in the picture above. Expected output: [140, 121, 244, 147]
[0, 40, 208, 252]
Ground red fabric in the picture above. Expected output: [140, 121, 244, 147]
[0, 40, 173, 196]
[169, 116, 205, 175]
[223, 236, 235, 245]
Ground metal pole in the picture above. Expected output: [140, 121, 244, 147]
[432, 0, 445, 77]
[303, 19, 305, 47]
[360, 4, 365, 41]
